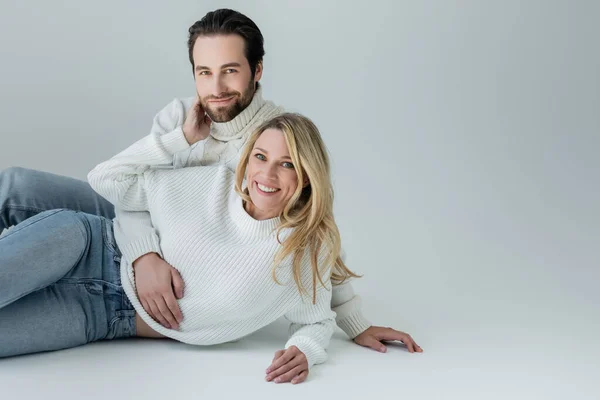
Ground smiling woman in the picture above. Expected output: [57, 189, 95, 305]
[235, 115, 362, 301]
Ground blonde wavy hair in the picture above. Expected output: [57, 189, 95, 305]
[234, 113, 361, 304]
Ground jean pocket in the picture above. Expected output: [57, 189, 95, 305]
[106, 309, 136, 340]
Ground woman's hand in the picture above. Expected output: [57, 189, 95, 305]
[265, 346, 309, 384]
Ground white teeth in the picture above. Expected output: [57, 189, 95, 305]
[258, 183, 278, 193]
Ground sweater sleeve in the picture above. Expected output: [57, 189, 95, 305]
[330, 248, 372, 338]
[87, 98, 202, 263]
[112, 209, 165, 261]
[87, 127, 192, 211]
[283, 255, 337, 370]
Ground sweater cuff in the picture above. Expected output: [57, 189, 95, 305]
[285, 336, 326, 370]
[336, 309, 371, 339]
[160, 126, 191, 156]
[119, 234, 163, 264]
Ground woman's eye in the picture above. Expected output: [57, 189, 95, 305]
[282, 162, 294, 169]
[255, 154, 266, 161]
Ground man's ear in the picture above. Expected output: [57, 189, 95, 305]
[254, 61, 263, 83]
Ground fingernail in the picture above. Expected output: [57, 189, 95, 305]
[266, 376, 271, 382]
[275, 378, 281, 383]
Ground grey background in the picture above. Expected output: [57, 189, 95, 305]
[0, 0, 598, 399]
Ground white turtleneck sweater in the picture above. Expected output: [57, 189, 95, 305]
[105, 85, 371, 339]
[87, 128, 336, 368]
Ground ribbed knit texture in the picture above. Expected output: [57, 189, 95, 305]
[88, 130, 336, 368]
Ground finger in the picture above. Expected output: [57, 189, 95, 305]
[164, 291, 183, 326]
[291, 370, 308, 385]
[379, 329, 423, 353]
[396, 332, 417, 353]
[141, 299, 156, 324]
[412, 339, 423, 352]
[271, 350, 285, 364]
[148, 299, 170, 329]
[376, 328, 410, 342]
[266, 348, 297, 373]
[266, 358, 300, 382]
[171, 269, 185, 299]
[395, 333, 415, 353]
[155, 295, 179, 329]
[193, 99, 203, 117]
[358, 335, 387, 353]
[274, 365, 305, 384]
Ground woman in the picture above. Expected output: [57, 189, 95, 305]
[0, 113, 358, 384]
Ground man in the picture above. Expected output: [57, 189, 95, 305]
[0, 8, 422, 356]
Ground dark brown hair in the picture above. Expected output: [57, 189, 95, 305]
[187, 9, 265, 77]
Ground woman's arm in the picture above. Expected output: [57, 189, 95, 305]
[265, 265, 336, 384]
[282, 285, 336, 369]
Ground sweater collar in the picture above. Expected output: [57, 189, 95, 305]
[209, 85, 266, 142]
[228, 188, 281, 238]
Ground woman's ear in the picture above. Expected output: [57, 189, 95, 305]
[303, 176, 310, 188]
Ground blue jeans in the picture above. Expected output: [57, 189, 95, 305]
[0, 167, 115, 232]
[0, 168, 136, 358]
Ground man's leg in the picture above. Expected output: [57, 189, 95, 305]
[0, 167, 115, 232]
[0, 209, 90, 308]
[0, 209, 133, 358]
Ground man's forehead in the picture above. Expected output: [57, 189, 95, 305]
[193, 35, 246, 65]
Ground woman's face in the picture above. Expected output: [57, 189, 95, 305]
[245, 128, 301, 220]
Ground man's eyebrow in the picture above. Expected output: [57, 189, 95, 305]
[195, 62, 242, 71]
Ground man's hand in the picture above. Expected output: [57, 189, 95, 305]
[354, 326, 423, 353]
[182, 96, 211, 145]
[132, 252, 184, 330]
[265, 346, 309, 385]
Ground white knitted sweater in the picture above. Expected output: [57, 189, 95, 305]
[88, 128, 336, 368]
[99, 86, 371, 339]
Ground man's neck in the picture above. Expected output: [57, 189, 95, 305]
[210, 84, 266, 141]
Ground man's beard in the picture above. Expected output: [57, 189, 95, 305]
[199, 79, 256, 123]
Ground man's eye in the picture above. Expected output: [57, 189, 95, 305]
[225, 69, 237, 73]
[198, 71, 209, 76]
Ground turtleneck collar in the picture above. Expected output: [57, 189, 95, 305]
[209, 84, 266, 142]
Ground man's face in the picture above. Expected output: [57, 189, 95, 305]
[192, 34, 262, 122]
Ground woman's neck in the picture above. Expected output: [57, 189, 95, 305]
[243, 200, 277, 221]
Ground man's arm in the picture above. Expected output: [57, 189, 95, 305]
[87, 96, 210, 330]
[332, 250, 424, 353]
[331, 279, 371, 339]
[113, 209, 164, 262]
[329, 249, 371, 338]
[91, 96, 195, 264]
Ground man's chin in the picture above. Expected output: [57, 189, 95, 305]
[205, 107, 237, 123]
